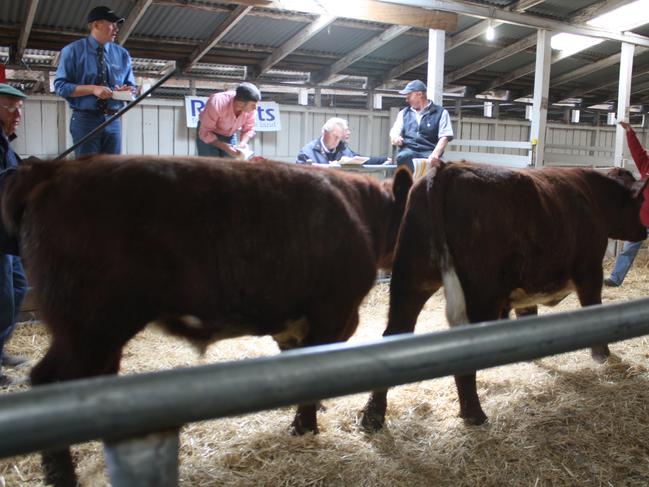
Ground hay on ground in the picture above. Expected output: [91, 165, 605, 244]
[2, 257, 649, 486]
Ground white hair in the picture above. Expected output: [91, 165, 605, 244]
[322, 117, 348, 134]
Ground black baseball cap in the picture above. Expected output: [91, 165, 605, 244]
[87, 6, 125, 24]
[235, 82, 262, 102]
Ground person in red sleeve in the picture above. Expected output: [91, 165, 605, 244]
[604, 120, 649, 287]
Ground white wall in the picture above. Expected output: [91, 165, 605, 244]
[15, 95, 647, 171]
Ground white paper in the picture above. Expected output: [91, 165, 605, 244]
[111, 91, 134, 101]
[338, 156, 370, 165]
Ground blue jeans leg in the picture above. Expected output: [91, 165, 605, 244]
[70, 112, 122, 156]
[0, 255, 27, 360]
[609, 238, 645, 285]
[195, 123, 234, 157]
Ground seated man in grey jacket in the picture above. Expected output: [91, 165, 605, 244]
[296, 117, 358, 164]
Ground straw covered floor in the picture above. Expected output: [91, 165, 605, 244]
[1, 257, 649, 486]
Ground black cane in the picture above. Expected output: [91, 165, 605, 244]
[55, 67, 178, 160]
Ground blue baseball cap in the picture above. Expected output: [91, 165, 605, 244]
[399, 79, 427, 95]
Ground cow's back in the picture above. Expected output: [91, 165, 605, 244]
[9, 156, 391, 337]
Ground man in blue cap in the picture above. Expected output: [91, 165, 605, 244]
[0, 83, 28, 385]
[54, 5, 136, 156]
[389, 79, 454, 171]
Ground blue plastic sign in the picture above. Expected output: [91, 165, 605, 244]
[184, 96, 281, 132]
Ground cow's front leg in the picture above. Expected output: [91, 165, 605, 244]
[575, 272, 609, 362]
[455, 373, 487, 425]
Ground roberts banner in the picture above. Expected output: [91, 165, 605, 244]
[184, 96, 282, 132]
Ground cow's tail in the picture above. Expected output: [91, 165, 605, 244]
[1, 160, 61, 238]
[426, 163, 469, 326]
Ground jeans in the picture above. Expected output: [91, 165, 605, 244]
[0, 255, 27, 361]
[195, 123, 235, 158]
[395, 148, 432, 173]
[70, 111, 122, 157]
[609, 229, 649, 285]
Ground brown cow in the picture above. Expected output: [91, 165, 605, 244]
[362, 161, 647, 431]
[1, 155, 412, 486]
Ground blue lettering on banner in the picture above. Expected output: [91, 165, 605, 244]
[185, 96, 281, 131]
[191, 99, 205, 118]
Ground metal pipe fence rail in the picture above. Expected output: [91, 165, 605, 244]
[2, 297, 649, 485]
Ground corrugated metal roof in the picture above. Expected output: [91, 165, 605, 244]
[222, 15, 309, 47]
[34, 0, 134, 30]
[367, 35, 429, 63]
[0, 0, 647, 113]
[301, 24, 382, 55]
[135, 3, 230, 41]
[0, 0, 26, 25]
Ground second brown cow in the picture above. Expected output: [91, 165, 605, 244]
[1, 155, 412, 486]
[362, 160, 647, 431]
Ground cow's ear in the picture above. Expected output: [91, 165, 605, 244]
[393, 166, 413, 202]
[631, 178, 649, 200]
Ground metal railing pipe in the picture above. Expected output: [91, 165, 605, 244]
[1, 297, 649, 457]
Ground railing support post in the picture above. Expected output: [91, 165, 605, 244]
[104, 428, 180, 487]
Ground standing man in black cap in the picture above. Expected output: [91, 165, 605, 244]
[0, 83, 28, 385]
[389, 79, 454, 171]
[54, 5, 136, 156]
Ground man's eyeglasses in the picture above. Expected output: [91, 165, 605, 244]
[0, 104, 22, 114]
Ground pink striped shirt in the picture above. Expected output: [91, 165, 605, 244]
[198, 91, 256, 144]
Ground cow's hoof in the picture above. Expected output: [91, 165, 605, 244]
[591, 345, 610, 363]
[290, 419, 318, 436]
[360, 410, 385, 433]
[461, 410, 488, 426]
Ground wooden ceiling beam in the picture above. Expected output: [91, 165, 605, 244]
[184, 5, 252, 71]
[374, 0, 544, 87]
[314, 25, 411, 85]
[550, 47, 649, 87]
[12, 0, 39, 64]
[445, 34, 536, 83]
[257, 14, 336, 76]
[477, 1, 633, 94]
[227, 0, 457, 30]
[118, 0, 154, 45]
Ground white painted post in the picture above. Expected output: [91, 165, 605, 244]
[427, 29, 445, 106]
[530, 29, 551, 167]
[373, 93, 382, 110]
[298, 88, 309, 106]
[615, 42, 634, 167]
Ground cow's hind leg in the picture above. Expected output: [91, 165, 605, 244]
[30, 327, 128, 487]
[574, 273, 609, 362]
[452, 295, 502, 426]
[288, 301, 365, 435]
[361, 286, 437, 432]
[362, 248, 441, 432]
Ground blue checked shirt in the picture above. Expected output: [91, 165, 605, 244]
[54, 35, 136, 112]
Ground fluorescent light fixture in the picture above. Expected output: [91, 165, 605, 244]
[551, 0, 649, 56]
[485, 21, 495, 41]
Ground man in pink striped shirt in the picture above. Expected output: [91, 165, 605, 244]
[196, 82, 261, 158]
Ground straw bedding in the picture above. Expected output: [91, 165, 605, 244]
[1, 257, 649, 486]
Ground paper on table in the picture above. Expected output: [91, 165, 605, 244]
[338, 156, 370, 165]
[111, 91, 134, 101]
